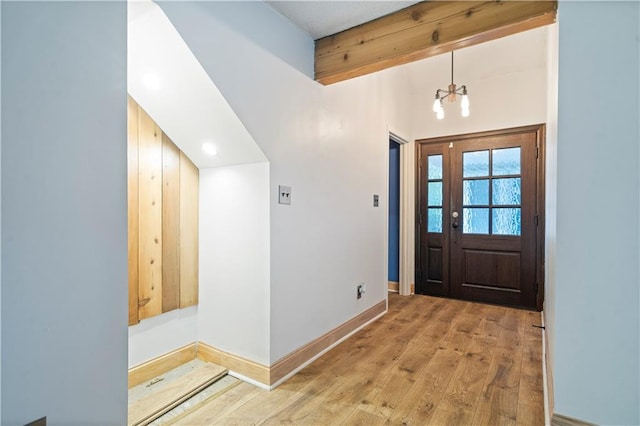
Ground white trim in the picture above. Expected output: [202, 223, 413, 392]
[268, 309, 388, 390]
[399, 142, 413, 296]
[389, 131, 409, 145]
[388, 127, 412, 297]
[227, 370, 270, 391]
[542, 311, 551, 426]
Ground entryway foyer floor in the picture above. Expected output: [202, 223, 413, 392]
[170, 293, 544, 425]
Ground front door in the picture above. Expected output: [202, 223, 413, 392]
[416, 125, 544, 310]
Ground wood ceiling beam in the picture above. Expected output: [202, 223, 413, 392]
[314, 1, 557, 85]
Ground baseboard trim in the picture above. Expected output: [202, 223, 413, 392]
[131, 301, 387, 390]
[269, 299, 387, 388]
[128, 343, 197, 388]
[551, 414, 595, 426]
[388, 281, 399, 292]
[196, 342, 270, 386]
[542, 311, 554, 425]
[198, 300, 387, 388]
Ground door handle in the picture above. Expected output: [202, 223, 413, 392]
[451, 211, 459, 228]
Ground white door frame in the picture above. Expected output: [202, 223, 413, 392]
[389, 130, 412, 296]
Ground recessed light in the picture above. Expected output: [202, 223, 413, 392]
[202, 142, 217, 156]
[142, 73, 161, 90]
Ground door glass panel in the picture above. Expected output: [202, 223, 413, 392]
[493, 178, 521, 205]
[463, 207, 489, 234]
[428, 208, 443, 233]
[428, 155, 443, 180]
[463, 150, 489, 177]
[427, 182, 442, 206]
[463, 179, 489, 205]
[492, 147, 521, 175]
[493, 208, 521, 235]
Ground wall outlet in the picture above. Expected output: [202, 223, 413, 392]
[279, 185, 291, 205]
[357, 283, 366, 299]
[373, 194, 379, 207]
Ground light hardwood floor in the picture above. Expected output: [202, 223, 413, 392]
[172, 294, 544, 425]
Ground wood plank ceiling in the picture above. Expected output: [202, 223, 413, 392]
[315, 1, 557, 85]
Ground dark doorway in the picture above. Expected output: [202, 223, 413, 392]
[388, 140, 401, 288]
[415, 125, 545, 310]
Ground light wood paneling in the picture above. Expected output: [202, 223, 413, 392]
[137, 106, 163, 319]
[162, 134, 181, 312]
[179, 152, 199, 308]
[127, 96, 140, 326]
[197, 342, 270, 386]
[315, 1, 557, 85]
[128, 343, 197, 389]
[183, 294, 543, 424]
[128, 362, 227, 426]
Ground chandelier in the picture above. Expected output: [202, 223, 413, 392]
[432, 51, 470, 119]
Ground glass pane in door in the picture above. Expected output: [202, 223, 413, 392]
[493, 208, 521, 235]
[463, 208, 489, 234]
[463, 150, 489, 177]
[492, 147, 521, 175]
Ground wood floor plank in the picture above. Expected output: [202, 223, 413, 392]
[169, 382, 261, 425]
[177, 294, 543, 425]
[128, 363, 227, 426]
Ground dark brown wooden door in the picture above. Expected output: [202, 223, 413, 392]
[416, 126, 544, 310]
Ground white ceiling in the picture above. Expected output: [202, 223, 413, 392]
[128, 1, 267, 169]
[267, 1, 420, 40]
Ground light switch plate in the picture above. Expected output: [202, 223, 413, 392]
[279, 185, 291, 205]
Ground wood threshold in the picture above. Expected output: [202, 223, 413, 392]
[551, 414, 596, 426]
[128, 363, 227, 426]
[128, 343, 197, 389]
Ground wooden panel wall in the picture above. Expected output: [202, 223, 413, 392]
[128, 97, 199, 324]
[162, 135, 181, 312]
[179, 152, 199, 308]
[127, 96, 140, 326]
[137, 107, 164, 320]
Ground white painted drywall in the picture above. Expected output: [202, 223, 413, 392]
[554, 2, 639, 424]
[544, 22, 559, 380]
[128, 1, 266, 169]
[160, 1, 413, 363]
[128, 307, 198, 368]
[1, 2, 127, 424]
[0, 2, 3, 420]
[198, 163, 271, 364]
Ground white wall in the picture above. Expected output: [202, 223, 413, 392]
[160, 1, 413, 363]
[554, 2, 639, 424]
[198, 163, 271, 364]
[0, 2, 3, 420]
[544, 22, 559, 378]
[128, 307, 198, 368]
[1, 2, 127, 425]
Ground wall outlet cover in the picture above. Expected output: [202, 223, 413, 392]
[279, 185, 291, 205]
